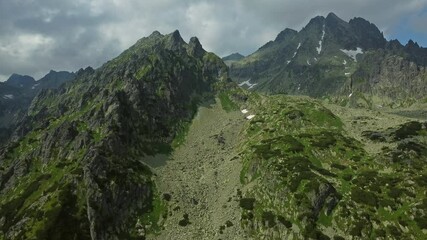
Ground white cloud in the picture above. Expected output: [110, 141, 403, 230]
[0, 33, 54, 59]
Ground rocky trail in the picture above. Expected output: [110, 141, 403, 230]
[144, 100, 249, 240]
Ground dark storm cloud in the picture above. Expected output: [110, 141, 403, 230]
[0, 0, 426, 81]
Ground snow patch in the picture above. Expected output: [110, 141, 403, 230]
[31, 83, 40, 90]
[348, 92, 353, 98]
[307, 60, 311, 66]
[286, 60, 291, 65]
[292, 43, 301, 58]
[340, 48, 363, 61]
[345, 72, 351, 76]
[314, 57, 318, 62]
[238, 79, 258, 89]
[316, 24, 325, 54]
[246, 115, 255, 120]
[241, 109, 248, 114]
[3, 94, 14, 99]
[343, 60, 347, 65]
[297, 84, 301, 91]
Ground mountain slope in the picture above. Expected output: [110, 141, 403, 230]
[237, 95, 427, 239]
[0, 30, 228, 239]
[230, 13, 427, 107]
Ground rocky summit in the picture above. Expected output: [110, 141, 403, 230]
[0, 12, 427, 240]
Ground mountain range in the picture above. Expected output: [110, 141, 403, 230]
[0, 12, 426, 240]
[230, 12, 427, 108]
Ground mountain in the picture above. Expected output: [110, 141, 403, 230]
[230, 12, 427, 108]
[223, 53, 245, 66]
[0, 71, 75, 145]
[1, 16, 427, 240]
[4, 74, 36, 89]
[0, 30, 229, 239]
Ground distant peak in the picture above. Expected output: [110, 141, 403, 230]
[7, 73, 34, 81]
[386, 39, 404, 50]
[325, 12, 347, 28]
[6, 73, 35, 86]
[406, 39, 420, 48]
[222, 53, 245, 61]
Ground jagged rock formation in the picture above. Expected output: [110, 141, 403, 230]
[0, 30, 228, 239]
[0, 71, 75, 145]
[230, 13, 427, 107]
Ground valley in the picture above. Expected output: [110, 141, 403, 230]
[145, 100, 247, 239]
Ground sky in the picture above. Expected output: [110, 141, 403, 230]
[1, 0, 427, 81]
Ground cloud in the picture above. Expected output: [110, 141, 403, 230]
[0, 0, 426, 81]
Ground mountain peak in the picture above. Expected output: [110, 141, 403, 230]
[406, 39, 420, 49]
[308, 15, 325, 24]
[304, 15, 326, 30]
[326, 12, 347, 26]
[326, 12, 339, 19]
[165, 30, 186, 51]
[6, 73, 35, 88]
[170, 30, 183, 41]
[188, 36, 206, 57]
[275, 28, 298, 42]
[349, 17, 386, 49]
[150, 30, 163, 38]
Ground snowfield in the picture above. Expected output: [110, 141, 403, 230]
[238, 79, 258, 89]
[316, 25, 326, 54]
[3, 94, 14, 99]
[341, 47, 363, 61]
